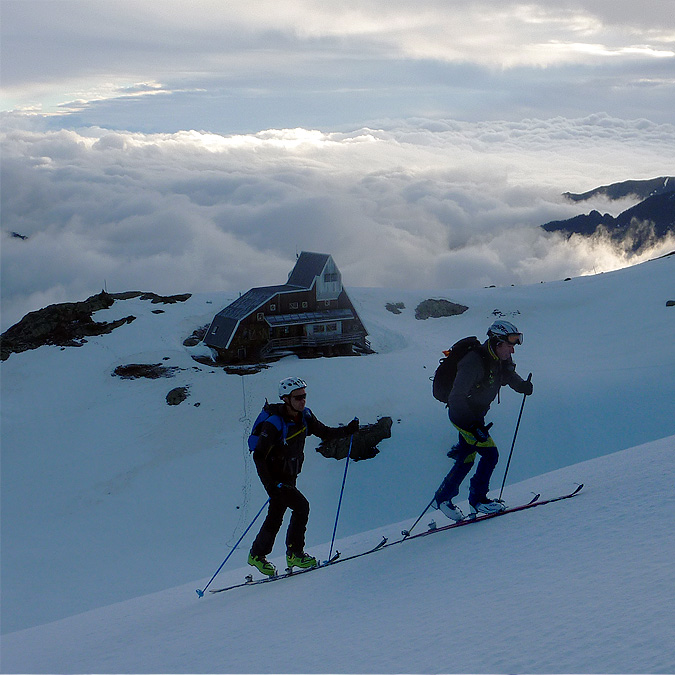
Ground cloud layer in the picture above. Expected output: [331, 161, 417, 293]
[2, 0, 674, 130]
[2, 113, 673, 330]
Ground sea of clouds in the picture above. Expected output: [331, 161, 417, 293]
[2, 112, 674, 331]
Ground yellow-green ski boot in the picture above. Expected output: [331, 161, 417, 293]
[286, 550, 318, 571]
[248, 553, 277, 577]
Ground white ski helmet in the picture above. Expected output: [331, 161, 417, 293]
[487, 320, 523, 345]
[278, 377, 307, 399]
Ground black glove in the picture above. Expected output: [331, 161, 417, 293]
[471, 422, 491, 443]
[346, 418, 360, 434]
[516, 373, 533, 396]
[447, 445, 462, 460]
[518, 380, 533, 396]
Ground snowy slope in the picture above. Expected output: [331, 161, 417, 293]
[2, 437, 674, 674]
[1, 254, 674, 671]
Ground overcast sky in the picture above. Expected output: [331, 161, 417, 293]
[1, 0, 674, 329]
[3, 0, 675, 130]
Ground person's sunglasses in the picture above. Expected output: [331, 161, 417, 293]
[291, 394, 307, 401]
[506, 333, 523, 346]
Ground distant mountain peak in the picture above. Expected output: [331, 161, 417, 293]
[544, 187, 675, 254]
[563, 176, 674, 202]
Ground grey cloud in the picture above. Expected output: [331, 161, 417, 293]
[3, 0, 673, 113]
[1, 114, 673, 330]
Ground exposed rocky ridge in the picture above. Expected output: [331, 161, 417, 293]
[1, 291, 191, 361]
[543, 191, 675, 254]
[563, 176, 674, 202]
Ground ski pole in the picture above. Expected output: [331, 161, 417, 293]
[328, 431, 355, 561]
[498, 373, 532, 501]
[401, 496, 436, 539]
[196, 492, 274, 597]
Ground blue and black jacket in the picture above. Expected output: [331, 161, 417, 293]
[251, 403, 353, 490]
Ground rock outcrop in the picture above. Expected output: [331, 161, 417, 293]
[1, 291, 191, 361]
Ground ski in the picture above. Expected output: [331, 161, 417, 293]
[208, 536, 388, 594]
[209, 552, 340, 594]
[401, 484, 584, 542]
[207, 486, 583, 595]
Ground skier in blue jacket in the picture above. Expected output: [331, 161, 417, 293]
[248, 377, 359, 577]
[434, 321, 533, 520]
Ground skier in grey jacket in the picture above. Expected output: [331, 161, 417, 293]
[434, 320, 533, 520]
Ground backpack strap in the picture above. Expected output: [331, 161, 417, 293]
[474, 344, 494, 389]
[248, 406, 313, 451]
[282, 407, 312, 444]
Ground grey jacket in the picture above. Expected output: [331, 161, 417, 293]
[447, 340, 528, 431]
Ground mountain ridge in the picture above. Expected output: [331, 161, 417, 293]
[563, 176, 674, 202]
[545, 179, 675, 253]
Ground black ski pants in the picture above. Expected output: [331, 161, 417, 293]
[250, 479, 310, 557]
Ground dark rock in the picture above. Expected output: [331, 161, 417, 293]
[415, 299, 468, 320]
[113, 364, 182, 379]
[1, 291, 135, 361]
[166, 386, 189, 405]
[224, 365, 267, 375]
[1, 290, 192, 361]
[385, 302, 405, 314]
[183, 325, 208, 347]
[111, 291, 191, 304]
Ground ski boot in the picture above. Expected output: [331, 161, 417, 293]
[469, 497, 506, 515]
[286, 550, 318, 571]
[434, 498, 464, 522]
[248, 553, 277, 577]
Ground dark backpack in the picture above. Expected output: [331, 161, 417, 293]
[247, 401, 312, 452]
[432, 336, 484, 403]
